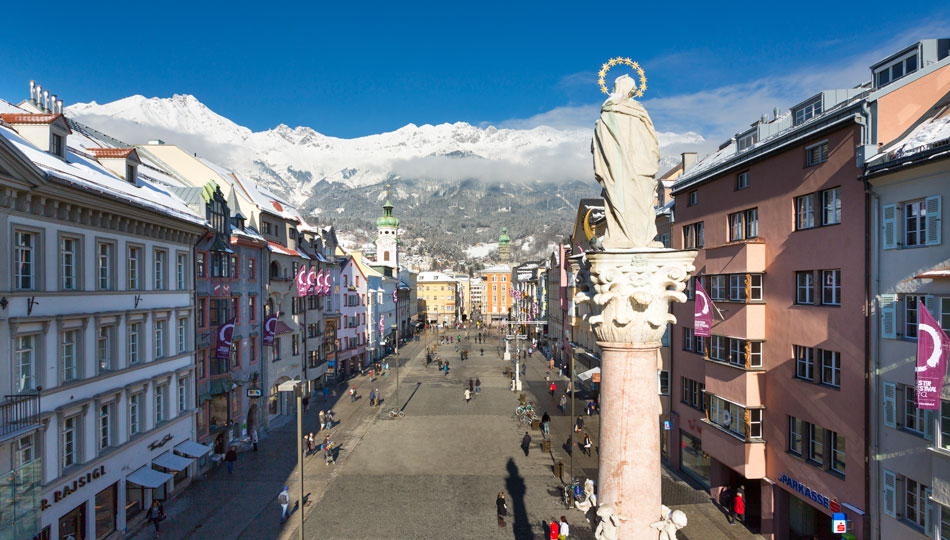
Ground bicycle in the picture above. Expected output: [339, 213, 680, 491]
[561, 478, 581, 509]
[388, 408, 406, 419]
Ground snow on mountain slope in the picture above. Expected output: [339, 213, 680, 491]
[66, 94, 704, 208]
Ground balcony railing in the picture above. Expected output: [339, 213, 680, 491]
[0, 394, 41, 441]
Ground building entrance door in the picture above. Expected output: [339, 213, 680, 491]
[59, 500, 86, 540]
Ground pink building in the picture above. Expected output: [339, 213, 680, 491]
[337, 255, 368, 377]
[668, 39, 949, 540]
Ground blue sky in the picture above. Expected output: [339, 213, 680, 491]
[1, 1, 948, 143]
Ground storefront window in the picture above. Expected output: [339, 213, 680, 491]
[680, 431, 710, 489]
[95, 483, 116, 539]
[59, 502, 86, 540]
[126, 483, 144, 523]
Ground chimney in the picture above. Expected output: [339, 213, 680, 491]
[57, 99, 63, 114]
[35, 85, 42, 108]
[29, 80, 36, 103]
[681, 152, 697, 173]
[43, 90, 50, 112]
[773, 107, 780, 120]
[760, 114, 768, 124]
[51, 95, 57, 113]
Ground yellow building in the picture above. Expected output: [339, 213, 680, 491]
[417, 271, 458, 325]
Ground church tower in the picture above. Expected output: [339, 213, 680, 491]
[497, 227, 511, 264]
[375, 190, 399, 270]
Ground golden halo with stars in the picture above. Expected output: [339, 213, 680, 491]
[597, 57, 647, 97]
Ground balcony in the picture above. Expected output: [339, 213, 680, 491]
[701, 419, 767, 479]
[0, 394, 41, 444]
[704, 239, 766, 275]
[709, 303, 766, 341]
[703, 361, 765, 407]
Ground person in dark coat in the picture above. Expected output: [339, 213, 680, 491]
[541, 412, 552, 437]
[147, 500, 165, 532]
[521, 431, 532, 456]
[468, 378, 474, 393]
[496, 491, 508, 526]
[225, 446, 237, 474]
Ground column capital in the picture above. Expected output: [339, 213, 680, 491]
[576, 249, 697, 345]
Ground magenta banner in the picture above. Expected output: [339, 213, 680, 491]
[215, 317, 236, 359]
[694, 280, 712, 337]
[306, 267, 318, 296]
[295, 265, 308, 297]
[322, 270, 331, 295]
[916, 300, 950, 410]
[263, 313, 278, 346]
[379, 315, 384, 336]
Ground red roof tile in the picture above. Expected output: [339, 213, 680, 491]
[87, 148, 137, 158]
[1, 113, 64, 125]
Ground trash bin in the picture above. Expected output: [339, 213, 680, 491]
[555, 460, 564, 479]
[542, 439, 552, 453]
[531, 419, 540, 430]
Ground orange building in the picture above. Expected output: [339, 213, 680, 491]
[480, 264, 511, 324]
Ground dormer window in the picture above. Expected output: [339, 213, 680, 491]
[794, 98, 822, 126]
[126, 163, 137, 183]
[1, 113, 72, 160]
[87, 148, 141, 185]
[52, 133, 65, 158]
[737, 132, 757, 152]
[875, 52, 918, 88]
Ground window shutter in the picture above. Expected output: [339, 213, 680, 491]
[883, 382, 897, 428]
[882, 204, 898, 249]
[881, 294, 898, 339]
[925, 195, 941, 246]
[882, 469, 897, 517]
[924, 295, 939, 324]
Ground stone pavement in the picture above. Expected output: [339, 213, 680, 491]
[130, 328, 764, 540]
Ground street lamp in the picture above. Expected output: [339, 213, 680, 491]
[277, 380, 305, 540]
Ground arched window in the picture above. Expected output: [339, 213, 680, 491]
[269, 261, 281, 280]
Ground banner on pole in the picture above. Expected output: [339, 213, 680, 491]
[694, 280, 713, 337]
[916, 300, 949, 409]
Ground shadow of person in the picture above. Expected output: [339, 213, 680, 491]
[505, 458, 535, 539]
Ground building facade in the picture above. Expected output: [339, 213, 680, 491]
[480, 265, 511, 325]
[417, 272, 458, 326]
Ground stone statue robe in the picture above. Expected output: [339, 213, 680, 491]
[591, 80, 660, 249]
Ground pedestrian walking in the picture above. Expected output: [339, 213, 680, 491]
[731, 486, 746, 525]
[302, 394, 310, 411]
[369, 389, 376, 407]
[587, 400, 596, 415]
[308, 433, 316, 455]
[559, 393, 568, 413]
[548, 517, 559, 540]
[559, 516, 570, 539]
[496, 492, 508, 527]
[225, 446, 237, 474]
[349, 386, 355, 402]
[549, 382, 556, 397]
[521, 431, 532, 457]
[575, 416, 584, 434]
[582, 433, 592, 456]
[541, 412, 551, 437]
[322, 386, 330, 401]
[251, 428, 259, 451]
[326, 410, 334, 428]
[468, 378, 474, 393]
[475, 377, 481, 393]
[521, 362, 527, 376]
[278, 486, 290, 523]
[324, 438, 335, 465]
[319, 410, 326, 431]
[464, 388, 472, 403]
[146, 500, 165, 532]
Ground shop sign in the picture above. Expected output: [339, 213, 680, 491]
[777, 474, 831, 509]
[41, 465, 106, 510]
[832, 512, 847, 533]
[663, 421, 671, 431]
[328, 360, 336, 367]
[148, 434, 174, 451]
[591, 373, 601, 383]
[247, 389, 262, 397]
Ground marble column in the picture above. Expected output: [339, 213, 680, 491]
[575, 249, 696, 540]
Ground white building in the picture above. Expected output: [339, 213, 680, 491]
[1, 92, 209, 540]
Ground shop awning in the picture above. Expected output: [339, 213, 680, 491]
[175, 440, 212, 458]
[577, 367, 601, 382]
[126, 466, 173, 488]
[153, 451, 192, 472]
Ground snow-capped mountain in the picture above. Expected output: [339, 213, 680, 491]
[66, 94, 704, 209]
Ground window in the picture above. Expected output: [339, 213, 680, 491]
[15, 434, 34, 470]
[796, 271, 815, 304]
[708, 395, 761, 440]
[155, 320, 166, 359]
[61, 236, 79, 290]
[806, 142, 829, 166]
[155, 386, 166, 424]
[788, 416, 804, 455]
[14, 231, 36, 290]
[292, 334, 300, 356]
[904, 295, 921, 338]
[683, 327, 693, 351]
[128, 322, 141, 364]
[248, 258, 257, 280]
[941, 400, 950, 451]
[794, 98, 822, 125]
[176, 253, 187, 289]
[820, 349, 841, 388]
[736, 171, 749, 190]
[904, 200, 928, 247]
[52, 133, 64, 157]
[728, 209, 758, 241]
[728, 274, 745, 301]
[796, 194, 816, 229]
[709, 275, 726, 301]
[128, 246, 142, 289]
[15, 335, 36, 392]
[196, 252, 206, 278]
[822, 188, 841, 225]
[249, 296, 258, 322]
[250, 337, 258, 364]
[830, 431, 845, 475]
[178, 378, 187, 412]
[62, 330, 78, 382]
[904, 478, 929, 529]
[688, 191, 698, 206]
[154, 250, 166, 290]
[821, 270, 841, 306]
[904, 387, 934, 438]
[229, 254, 239, 279]
[99, 404, 112, 450]
[681, 377, 705, 411]
[876, 53, 919, 88]
[97, 326, 113, 372]
[63, 416, 78, 469]
[129, 394, 141, 436]
[794, 345, 815, 381]
[807, 423, 826, 465]
[749, 409, 763, 439]
[177, 319, 187, 352]
[710, 335, 726, 361]
[942, 505, 950, 540]
[737, 133, 756, 152]
[95, 242, 112, 290]
[683, 222, 704, 249]
[658, 370, 670, 396]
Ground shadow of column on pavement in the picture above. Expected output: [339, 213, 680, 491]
[504, 458, 536, 540]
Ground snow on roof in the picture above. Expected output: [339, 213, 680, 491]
[886, 115, 950, 160]
[0, 99, 24, 114]
[0, 123, 206, 227]
[480, 264, 511, 273]
[418, 271, 455, 282]
[914, 267, 950, 280]
[673, 140, 737, 189]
